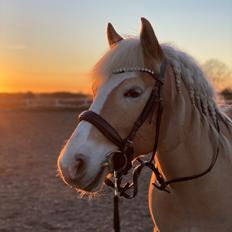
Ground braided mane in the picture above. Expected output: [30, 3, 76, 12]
[93, 38, 231, 126]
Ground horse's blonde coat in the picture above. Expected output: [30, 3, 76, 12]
[58, 21, 232, 231]
[91, 38, 232, 231]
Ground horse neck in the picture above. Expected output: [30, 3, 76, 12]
[156, 64, 222, 181]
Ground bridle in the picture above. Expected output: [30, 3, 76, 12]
[79, 59, 220, 232]
[80, 60, 166, 174]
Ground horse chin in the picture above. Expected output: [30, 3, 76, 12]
[76, 166, 109, 196]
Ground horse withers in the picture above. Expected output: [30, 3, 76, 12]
[57, 18, 232, 231]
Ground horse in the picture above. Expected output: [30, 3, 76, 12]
[57, 18, 232, 231]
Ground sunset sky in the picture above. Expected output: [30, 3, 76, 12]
[0, 0, 231, 93]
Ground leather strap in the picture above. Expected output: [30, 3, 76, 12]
[79, 110, 124, 149]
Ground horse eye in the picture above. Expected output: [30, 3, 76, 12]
[124, 88, 142, 98]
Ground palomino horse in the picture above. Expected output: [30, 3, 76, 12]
[58, 18, 232, 231]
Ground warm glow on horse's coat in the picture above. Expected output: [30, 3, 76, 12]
[58, 18, 232, 231]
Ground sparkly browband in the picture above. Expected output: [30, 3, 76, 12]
[112, 67, 164, 84]
[113, 67, 155, 75]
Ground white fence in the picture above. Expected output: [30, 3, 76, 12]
[0, 95, 92, 110]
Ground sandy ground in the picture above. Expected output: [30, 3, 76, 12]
[0, 111, 153, 232]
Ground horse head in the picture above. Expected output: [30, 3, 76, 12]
[57, 18, 166, 193]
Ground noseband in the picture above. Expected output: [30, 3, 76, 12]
[79, 59, 220, 232]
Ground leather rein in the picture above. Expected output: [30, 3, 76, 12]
[79, 59, 220, 232]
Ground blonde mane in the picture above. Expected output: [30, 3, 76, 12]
[93, 38, 231, 126]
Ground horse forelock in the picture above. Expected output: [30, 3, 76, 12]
[92, 38, 144, 82]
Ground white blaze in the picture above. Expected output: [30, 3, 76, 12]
[61, 72, 138, 175]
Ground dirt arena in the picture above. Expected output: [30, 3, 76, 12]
[0, 111, 153, 232]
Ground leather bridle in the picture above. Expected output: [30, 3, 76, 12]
[79, 59, 220, 232]
[79, 60, 166, 175]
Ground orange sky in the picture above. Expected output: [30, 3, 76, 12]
[0, 1, 231, 93]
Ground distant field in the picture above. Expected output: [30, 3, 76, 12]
[0, 111, 153, 232]
[0, 92, 92, 111]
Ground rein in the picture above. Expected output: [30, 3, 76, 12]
[79, 59, 220, 232]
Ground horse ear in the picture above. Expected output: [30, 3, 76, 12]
[107, 23, 123, 47]
[140, 17, 164, 61]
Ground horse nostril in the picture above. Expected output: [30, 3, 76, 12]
[68, 154, 86, 181]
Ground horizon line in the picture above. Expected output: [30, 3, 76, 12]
[0, 91, 91, 95]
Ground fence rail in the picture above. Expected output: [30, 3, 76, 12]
[0, 95, 92, 110]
